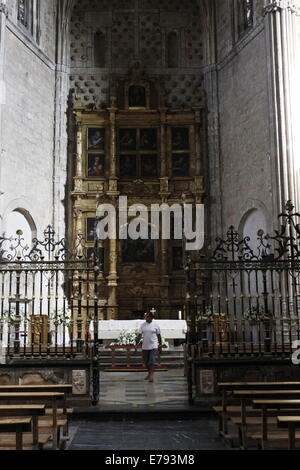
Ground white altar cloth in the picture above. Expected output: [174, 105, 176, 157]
[97, 320, 187, 339]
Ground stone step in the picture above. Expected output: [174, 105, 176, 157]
[99, 353, 184, 361]
[98, 348, 185, 368]
[99, 349, 185, 356]
[99, 359, 184, 369]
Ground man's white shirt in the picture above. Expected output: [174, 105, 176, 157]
[139, 321, 161, 350]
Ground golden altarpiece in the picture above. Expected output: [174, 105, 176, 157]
[71, 64, 205, 321]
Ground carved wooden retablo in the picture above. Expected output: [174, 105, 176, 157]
[71, 64, 206, 321]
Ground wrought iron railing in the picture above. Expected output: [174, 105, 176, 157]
[0, 224, 105, 361]
[186, 201, 300, 358]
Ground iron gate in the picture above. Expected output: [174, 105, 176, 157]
[185, 201, 300, 358]
[0, 225, 105, 404]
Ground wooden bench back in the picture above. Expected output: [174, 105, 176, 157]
[233, 390, 300, 399]
[218, 382, 300, 391]
[0, 385, 72, 393]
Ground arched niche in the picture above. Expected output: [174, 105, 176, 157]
[238, 207, 268, 308]
[239, 208, 267, 254]
[94, 30, 106, 67]
[167, 31, 179, 68]
[128, 85, 146, 108]
[5, 209, 36, 248]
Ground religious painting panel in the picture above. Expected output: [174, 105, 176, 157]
[87, 154, 105, 178]
[172, 127, 190, 150]
[172, 153, 190, 177]
[172, 246, 183, 270]
[86, 247, 95, 267]
[86, 218, 96, 242]
[88, 128, 105, 150]
[141, 154, 159, 178]
[140, 128, 157, 150]
[128, 85, 146, 108]
[119, 129, 137, 151]
[121, 238, 155, 263]
[119, 154, 137, 179]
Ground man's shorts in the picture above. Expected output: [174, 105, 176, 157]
[142, 349, 158, 368]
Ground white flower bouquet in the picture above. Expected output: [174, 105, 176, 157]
[110, 328, 169, 349]
[49, 307, 72, 327]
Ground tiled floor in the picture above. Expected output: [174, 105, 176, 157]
[99, 369, 188, 407]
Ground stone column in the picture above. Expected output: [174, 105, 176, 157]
[203, 65, 222, 244]
[0, 1, 7, 223]
[74, 207, 84, 240]
[52, 0, 75, 240]
[193, 108, 202, 177]
[159, 108, 167, 179]
[73, 123, 84, 191]
[107, 240, 118, 319]
[0, 2, 7, 106]
[106, 106, 119, 319]
[107, 106, 119, 196]
[264, 0, 300, 214]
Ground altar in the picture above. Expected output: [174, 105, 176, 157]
[97, 320, 188, 348]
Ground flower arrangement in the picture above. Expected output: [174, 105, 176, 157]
[111, 328, 139, 346]
[196, 306, 214, 322]
[110, 328, 169, 349]
[1, 307, 26, 325]
[243, 305, 270, 323]
[49, 307, 72, 327]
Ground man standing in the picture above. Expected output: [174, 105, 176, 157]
[135, 312, 162, 382]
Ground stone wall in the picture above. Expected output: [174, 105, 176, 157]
[1, 0, 299, 250]
[215, 0, 274, 236]
[69, 0, 206, 109]
[0, 1, 57, 237]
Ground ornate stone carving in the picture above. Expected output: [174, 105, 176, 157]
[0, 3, 8, 16]
[129, 286, 145, 297]
[120, 181, 159, 196]
[74, 177, 83, 192]
[20, 371, 64, 385]
[264, 1, 299, 14]
[72, 370, 87, 394]
[129, 62, 146, 82]
[130, 264, 149, 274]
[160, 177, 169, 193]
[199, 370, 215, 394]
[0, 374, 11, 385]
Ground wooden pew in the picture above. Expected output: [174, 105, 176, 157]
[0, 392, 64, 450]
[0, 385, 73, 437]
[0, 418, 31, 450]
[250, 400, 300, 449]
[233, 390, 300, 449]
[216, 382, 300, 436]
[0, 385, 72, 412]
[0, 404, 47, 450]
[277, 416, 300, 449]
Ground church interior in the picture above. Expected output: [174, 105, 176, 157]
[0, 0, 299, 452]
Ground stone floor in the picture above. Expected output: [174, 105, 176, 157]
[66, 369, 228, 451]
[67, 418, 227, 450]
[98, 369, 188, 408]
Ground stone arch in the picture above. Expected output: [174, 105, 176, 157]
[238, 199, 270, 252]
[2, 199, 37, 241]
[237, 201, 269, 303]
